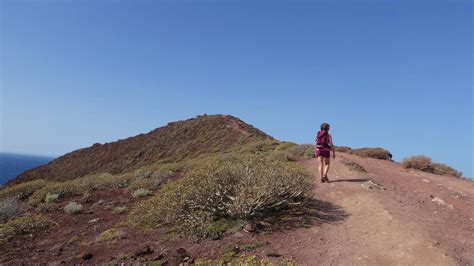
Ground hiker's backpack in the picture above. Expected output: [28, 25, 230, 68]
[316, 131, 330, 148]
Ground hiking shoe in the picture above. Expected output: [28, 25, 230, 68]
[323, 176, 330, 183]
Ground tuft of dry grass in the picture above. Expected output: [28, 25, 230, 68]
[64, 201, 83, 214]
[96, 228, 125, 242]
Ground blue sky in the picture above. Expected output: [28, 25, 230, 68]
[1, 1, 472, 177]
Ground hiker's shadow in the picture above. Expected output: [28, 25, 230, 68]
[329, 178, 369, 183]
[256, 197, 350, 232]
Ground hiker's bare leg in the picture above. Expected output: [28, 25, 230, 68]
[318, 156, 325, 179]
[323, 157, 331, 178]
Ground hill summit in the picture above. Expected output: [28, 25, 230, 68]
[11, 115, 272, 184]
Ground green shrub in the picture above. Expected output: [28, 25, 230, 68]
[45, 193, 59, 203]
[0, 214, 55, 243]
[0, 198, 20, 223]
[0, 179, 50, 201]
[64, 201, 83, 214]
[402, 155, 462, 178]
[352, 148, 392, 160]
[29, 181, 79, 206]
[129, 156, 312, 239]
[132, 188, 152, 198]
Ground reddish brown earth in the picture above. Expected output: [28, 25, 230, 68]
[11, 115, 272, 185]
[2, 153, 473, 265]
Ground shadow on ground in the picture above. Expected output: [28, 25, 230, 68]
[330, 178, 369, 183]
[256, 197, 350, 232]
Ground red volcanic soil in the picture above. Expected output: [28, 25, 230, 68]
[2, 153, 473, 265]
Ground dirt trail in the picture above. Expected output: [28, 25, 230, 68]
[276, 153, 474, 265]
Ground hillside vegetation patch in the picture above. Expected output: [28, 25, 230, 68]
[351, 148, 392, 160]
[129, 155, 312, 239]
[0, 214, 55, 243]
[401, 155, 462, 178]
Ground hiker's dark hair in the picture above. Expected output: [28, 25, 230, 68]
[320, 123, 330, 131]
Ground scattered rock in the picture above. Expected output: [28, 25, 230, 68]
[88, 218, 100, 224]
[431, 197, 445, 205]
[134, 244, 153, 257]
[243, 222, 264, 233]
[422, 179, 430, 183]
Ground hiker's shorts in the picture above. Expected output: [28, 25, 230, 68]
[316, 149, 330, 158]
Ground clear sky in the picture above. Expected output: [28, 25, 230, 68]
[1, 1, 472, 177]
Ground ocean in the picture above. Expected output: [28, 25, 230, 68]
[0, 153, 54, 184]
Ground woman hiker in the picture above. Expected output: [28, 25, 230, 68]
[315, 123, 335, 183]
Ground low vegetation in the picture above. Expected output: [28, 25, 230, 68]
[0, 179, 49, 201]
[97, 228, 125, 242]
[334, 146, 352, 153]
[44, 193, 59, 203]
[112, 206, 127, 214]
[401, 155, 462, 178]
[351, 147, 392, 160]
[0, 198, 20, 223]
[0, 214, 56, 243]
[131, 188, 151, 198]
[129, 155, 312, 239]
[64, 201, 83, 214]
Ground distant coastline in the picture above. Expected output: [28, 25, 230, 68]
[0, 152, 55, 184]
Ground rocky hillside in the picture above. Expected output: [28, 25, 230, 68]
[10, 115, 272, 184]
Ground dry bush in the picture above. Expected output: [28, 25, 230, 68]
[275, 142, 297, 150]
[334, 146, 352, 153]
[401, 156, 433, 172]
[0, 198, 20, 223]
[352, 148, 392, 160]
[0, 214, 56, 243]
[286, 144, 315, 158]
[129, 156, 312, 239]
[431, 163, 462, 178]
[64, 201, 83, 214]
[44, 193, 59, 203]
[0, 179, 50, 201]
[402, 156, 462, 178]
